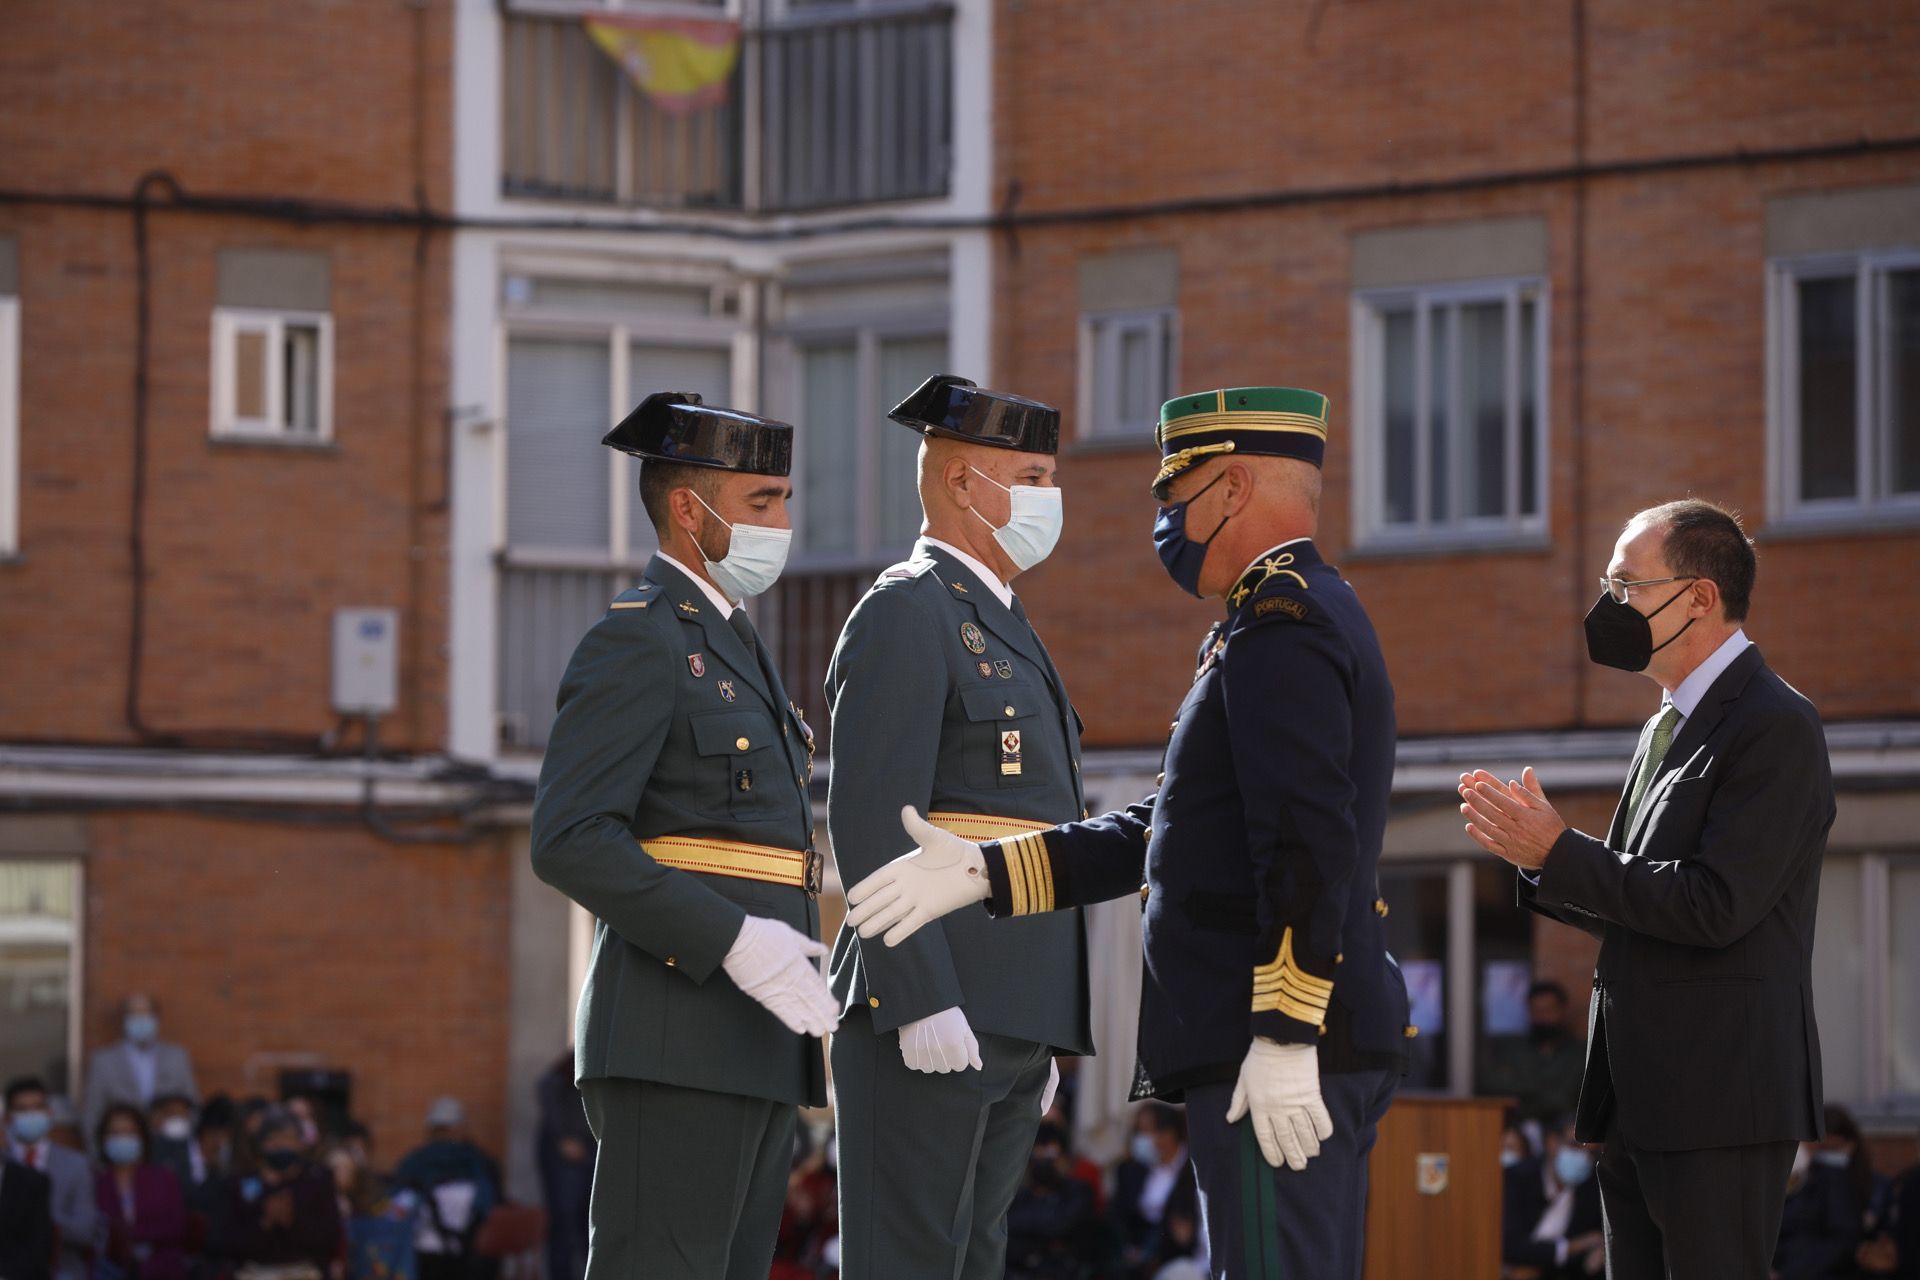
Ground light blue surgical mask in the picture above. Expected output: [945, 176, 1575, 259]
[8, 1111, 50, 1145]
[1499, 1148, 1523, 1169]
[692, 492, 791, 601]
[968, 466, 1063, 573]
[105, 1134, 144, 1167]
[1554, 1147, 1593, 1187]
[125, 1013, 158, 1044]
[1814, 1150, 1851, 1170]
[1130, 1133, 1158, 1166]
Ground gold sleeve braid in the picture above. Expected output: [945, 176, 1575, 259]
[999, 831, 1055, 916]
[1251, 926, 1334, 1023]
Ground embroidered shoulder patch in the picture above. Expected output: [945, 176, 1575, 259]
[1255, 596, 1309, 621]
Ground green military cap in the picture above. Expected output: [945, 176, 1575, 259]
[1151, 386, 1330, 498]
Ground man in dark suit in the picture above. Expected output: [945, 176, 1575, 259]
[1458, 498, 1834, 1280]
[0, 1156, 54, 1280]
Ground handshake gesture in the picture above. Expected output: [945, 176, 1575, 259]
[846, 807, 1334, 1170]
[845, 807, 993, 945]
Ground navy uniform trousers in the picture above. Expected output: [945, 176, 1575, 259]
[1186, 1069, 1398, 1279]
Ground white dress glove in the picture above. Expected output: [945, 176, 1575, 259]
[720, 915, 840, 1038]
[898, 1006, 983, 1073]
[1041, 1059, 1060, 1116]
[845, 807, 990, 947]
[1226, 1038, 1335, 1171]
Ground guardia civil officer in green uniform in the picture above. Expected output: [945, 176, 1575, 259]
[825, 375, 1092, 1280]
[847, 388, 1412, 1280]
[530, 391, 836, 1280]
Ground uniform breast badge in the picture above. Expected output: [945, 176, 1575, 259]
[736, 769, 752, 793]
[717, 679, 736, 701]
[1000, 729, 1023, 776]
[977, 661, 994, 679]
[993, 659, 1013, 679]
[687, 653, 706, 678]
[960, 622, 987, 654]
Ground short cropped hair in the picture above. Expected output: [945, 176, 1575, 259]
[639, 460, 721, 536]
[1636, 499, 1757, 622]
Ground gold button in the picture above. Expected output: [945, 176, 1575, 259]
[1082, 807, 1090, 820]
[735, 736, 751, 751]
[1004, 705, 1016, 717]
[1335, 953, 1345, 965]
[1404, 1025, 1420, 1039]
[1318, 1024, 1328, 1038]
[1169, 720, 1180, 732]
[1155, 772, 1166, 786]
[665, 956, 678, 968]
[1139, 884, 1150, 903]
[868, 996, 881, 1009]
[1374, 898, 1389, 918]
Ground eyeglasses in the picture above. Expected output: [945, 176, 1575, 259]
[1598, 575, 1696, 605]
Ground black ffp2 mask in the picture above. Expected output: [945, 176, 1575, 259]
[1583, 582, 1695, 672]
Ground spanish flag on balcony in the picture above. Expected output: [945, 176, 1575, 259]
[583, 14, 741, 114]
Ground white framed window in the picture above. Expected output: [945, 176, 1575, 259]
[0, 291, 19, 556]
[1813, 852, 1920, 1116]
[1352, 279, 1548, 550]
[1080, 307, 1176, 444]
[788, 326, 947, 566]
[210, 307, 334, 442]
[494, 277, 742, 751]
[1768, 252, 1920, 525]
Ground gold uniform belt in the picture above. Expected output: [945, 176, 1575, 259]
[642, 836, 823, 897]
[925, 811, 1056, 841]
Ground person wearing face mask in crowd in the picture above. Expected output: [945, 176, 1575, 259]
[846, 387, 1411, 1280]
[820, 375, 1087, 1280]
[95, 1103, 190, 1280]
[148, 1094, 209, 1196]
[83, 995, 200, 1149]
[1111, 1105, 1198, 1280]
[1459, 500, 1834, 1280]
[1480, 982, 1586, 1131]
[1005, 1123, 1103, 1280]
[6, 1076, 101, 1280]
[531, 393, 834, 1280]
[216, 1107, 340, 1280]
[1772, 1137, 1863, 1280]
[1501, 1117, 1604, 1279]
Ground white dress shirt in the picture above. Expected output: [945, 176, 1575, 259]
[658, 551, 739, 614]
[1663, 629, 1752, 727]
[925, 537, 1014, 609]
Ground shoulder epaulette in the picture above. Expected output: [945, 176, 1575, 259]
[607, 581, 665, 612]
[875, 557, 937, 588]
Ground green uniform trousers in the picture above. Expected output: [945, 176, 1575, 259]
[830, 1010, 1053, 1280]
[579, 1076, 796, 1280]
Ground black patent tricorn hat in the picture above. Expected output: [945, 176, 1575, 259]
[887, 375, 1061, 455]
[602, 392, 793, 477]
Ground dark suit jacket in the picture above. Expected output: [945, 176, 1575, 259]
[0, 1159, 54, 1280]
[1501, 1157, 1603, 1269]
[1521, 644, 1833, 1151]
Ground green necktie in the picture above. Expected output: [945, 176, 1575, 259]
[1625, 704, 1684, 829]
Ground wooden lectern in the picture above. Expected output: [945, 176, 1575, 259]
[1363, 1094, 1509, 1279]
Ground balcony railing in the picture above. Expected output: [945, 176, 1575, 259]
[501, 4, 954, 212]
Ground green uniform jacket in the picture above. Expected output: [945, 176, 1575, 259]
[825, 540, 1093, 1055]
[531, 556, 827, 1107]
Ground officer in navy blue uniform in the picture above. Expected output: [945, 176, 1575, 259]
[844, 387, 1411, 1280]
